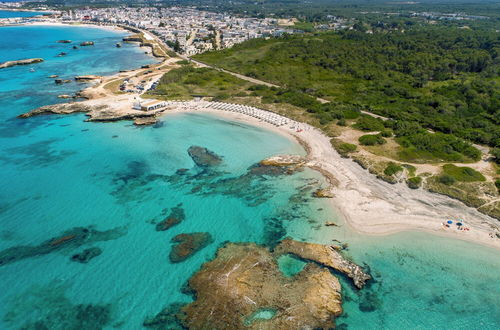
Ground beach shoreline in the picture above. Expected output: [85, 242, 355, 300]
[161, 107, 500, 250]
[11, 20, 499, 250]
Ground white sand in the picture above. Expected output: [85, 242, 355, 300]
[162, 106, 500, 250]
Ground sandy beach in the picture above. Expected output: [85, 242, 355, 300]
[159, 106, 500, 250]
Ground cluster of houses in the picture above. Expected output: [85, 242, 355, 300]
[63, 7, 293, 55]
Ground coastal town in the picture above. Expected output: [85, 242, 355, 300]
[0, 5, 296, 55]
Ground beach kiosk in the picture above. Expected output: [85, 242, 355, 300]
[134, 99, 166, 111]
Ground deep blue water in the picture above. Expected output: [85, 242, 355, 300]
[0, 24, 499, 330]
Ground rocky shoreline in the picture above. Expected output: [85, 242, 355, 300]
[146, 239, 370, 329]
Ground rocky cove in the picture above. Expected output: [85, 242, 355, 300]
[145, 239, 370, 329]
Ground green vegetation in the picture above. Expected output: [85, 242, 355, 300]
[195, 27, 498, 163]
[359, 134, 386, 146]
[384, 163, 403, 176]
[352, 116, 385, 132]
[407, 176, 423, 189]
[332, 140, 357, 157]
[492, 148, 500, 164]
[441, 164, 486, 182]
[438, 175, 456, 185]
[396, 132, 481, 163]
[149, 66, 251, 100]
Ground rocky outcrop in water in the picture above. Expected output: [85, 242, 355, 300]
[0, 226, 126, 266]
[57, 40, 72, 43]
[134, 116, 158, 126]
[187, 146, 223, 167]
[55, 79, 71, 84]
[169, 232, 213, 263]
[260, 155, 306, 167]
[80, 41, 94, 46]
[18, 102, 96, 118]
[75, 75, 102, 81]
[155, 203, 185, 231]
[312, 188, 334, 198]
[274, 239, 371, 289]
[0, 58, 43, 69]
[70, 247, 102, 263]
[181, 242, 343, 329]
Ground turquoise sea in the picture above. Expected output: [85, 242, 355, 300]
[0, 10, 46, 18]
[0, 24, 499, 329]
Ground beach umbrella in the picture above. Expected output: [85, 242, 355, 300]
[447, 220, 453, 224]
[457, 222, 463, 226]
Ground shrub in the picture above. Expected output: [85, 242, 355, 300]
[492, 148, 500, 164]
[353, 116, 385, 132]
[407, 176, 422, 189]
[337, 118, 347, 126]
[359, 134, 386, 146]
[496, 179, 500, 192]
[384, 162, 403, 176]
[442, 164, 486, 182]
[396, 132, 481, 162]
[439, 174, 456, 185]
[380, 130, 393, 137]
[338, 143, 357, 154]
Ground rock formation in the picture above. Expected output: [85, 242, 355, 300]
[260, 155, 306, 167]
[80, 41, 94, 46]
[274, 239, 371, 289]
[70, 247, 102, 263]
[134, 116, 158, 126]
[57, 40, 72, 43]
[169, 232, 213, 263]
[75, 75, 102, 81]
[181, 242, 343, 329]
[55, 79, 71, 84]
[0, 58, 43, 69]
[0, 226, 126, 266]
[312, 188, 334, 198]
[155, 203, 185, 231]
[187, 146, 223, 167]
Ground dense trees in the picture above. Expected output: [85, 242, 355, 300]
[195, 27, 499, 154]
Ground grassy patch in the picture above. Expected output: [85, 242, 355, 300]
[359, 134, 386, 146]
[331, 139, 357, 157]
[384, 162, 403, 176]
[441, 164, 486, 182]
[407, 176, 422, 189]
[147, 66, 252, 100]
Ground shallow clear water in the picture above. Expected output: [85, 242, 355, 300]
[0, 24, 499, 330]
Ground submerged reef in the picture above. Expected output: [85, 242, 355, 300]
[70, 247, 103, 264]
[169, 232, 213, 263]
[187, 146, 223, 167]
[274, 239, 371, 289]
[143, 303, 186, 330]
[155, 203, 185, 231]
[3, 284, 112, 329]
[0, 226, 126, 266]
[180, 242, 344, 329]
